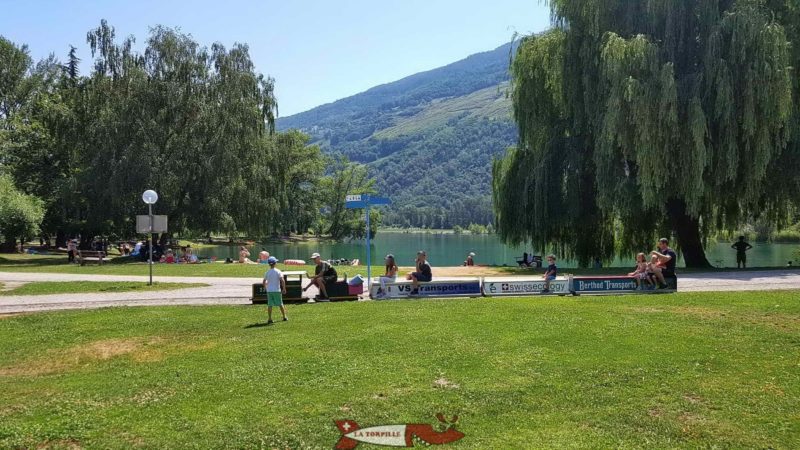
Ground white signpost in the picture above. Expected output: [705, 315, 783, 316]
[345, 194, 391, 292]
[136, 215, 168, 234]
[141, 190, 161, 286]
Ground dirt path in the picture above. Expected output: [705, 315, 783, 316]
[0, 269, 798, 314]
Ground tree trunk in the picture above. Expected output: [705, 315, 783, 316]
[0, 237, 16, 253]
[55, 229, 66, 249]
[666, 199, 712, 268]
[78, 230, 95, 250]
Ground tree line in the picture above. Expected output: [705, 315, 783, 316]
[0, 21, 375, 250]
[494, 0, 800, 267]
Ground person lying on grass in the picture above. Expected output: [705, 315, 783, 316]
[262, 256, 288, 324]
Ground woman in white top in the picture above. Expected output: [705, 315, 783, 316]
[377, 254, 398, 298]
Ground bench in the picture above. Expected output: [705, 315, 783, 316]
[78, 250, 106, 266]
[516, 255, 542, 268]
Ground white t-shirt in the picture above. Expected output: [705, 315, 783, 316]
[264, 268, 283, 292]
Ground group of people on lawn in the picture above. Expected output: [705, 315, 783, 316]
[159, 246, 199, 264]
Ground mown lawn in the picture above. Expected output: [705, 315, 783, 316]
[0, 291, 798, 448]
[0, 282, 207, 296]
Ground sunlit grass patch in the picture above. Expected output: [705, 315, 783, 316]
[0, 291, 797, 448]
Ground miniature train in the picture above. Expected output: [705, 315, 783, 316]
[252, 273, 677, 304]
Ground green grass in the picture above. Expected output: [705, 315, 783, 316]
[0, 281, 207, 296]
[0, 291, 798, 448]
[373, 82, 511, 140]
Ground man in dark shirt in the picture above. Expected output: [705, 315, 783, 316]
[303, 252, 337, 301]
[731, 236, 753, 269]
[651, 238, 677, 288]
[408, 250, 432, 296]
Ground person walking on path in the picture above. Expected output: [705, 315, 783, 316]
[262, 256, 287, 324]
[731, 236, 753, 269]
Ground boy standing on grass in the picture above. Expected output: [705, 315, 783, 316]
[541, 255, 557, 294]
[262, 257, 288, 325]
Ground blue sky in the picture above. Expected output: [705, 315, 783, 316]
[0, 0, 550, 116]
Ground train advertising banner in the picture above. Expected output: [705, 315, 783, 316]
[372, 280, 482, 299]
[483, 278, 572, 296]
[572, 277, 639, 293]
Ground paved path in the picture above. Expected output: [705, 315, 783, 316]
[1, 270, 799, 314]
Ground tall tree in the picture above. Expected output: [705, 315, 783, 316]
[0, 174, 44, 251]
[319, 157, 378, 240]
[494, 0, 797, 267]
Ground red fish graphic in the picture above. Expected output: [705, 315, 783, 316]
[334, 414, 463, 449]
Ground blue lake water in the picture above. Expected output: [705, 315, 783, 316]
[196, 232, 799, 268]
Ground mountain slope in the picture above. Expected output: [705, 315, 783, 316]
[277, 43, 517, 228]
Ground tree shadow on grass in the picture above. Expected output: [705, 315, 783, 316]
[0, 256, 68, 267]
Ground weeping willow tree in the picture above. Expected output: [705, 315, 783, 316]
[494, 0, 798, 267]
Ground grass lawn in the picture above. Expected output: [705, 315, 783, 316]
[0, 291, 798, 448]
[0, 281, 208, 296]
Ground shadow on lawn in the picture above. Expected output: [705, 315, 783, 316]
[0, 256, 68, 267]
[244, 322, 273, 329]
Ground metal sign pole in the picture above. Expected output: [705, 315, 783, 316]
[366, 202, 371, 293]
[148, 203, 153, 286]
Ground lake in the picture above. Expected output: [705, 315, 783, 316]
[195, 232, 799, 268]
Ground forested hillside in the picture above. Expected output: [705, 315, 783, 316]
[277, 43, 517, 228]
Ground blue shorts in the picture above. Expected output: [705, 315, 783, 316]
[413, 272, 432, 282]
[545, 275, 556, 281]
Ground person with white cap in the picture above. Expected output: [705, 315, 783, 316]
[262, 256, 288, 324]
[464, 252, 475, 267]
[303, 252, 337, 301]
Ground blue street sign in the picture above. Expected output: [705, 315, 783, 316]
[367, 196, 391, 206]
[343, 194, 392, 293]
[345, 201, 366, 209]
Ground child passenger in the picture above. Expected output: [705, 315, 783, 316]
[376, 254, 398, 299]
[646, 255, 663, 289]
[628, 253, 651, 289]
[541, 255, 557, 294]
